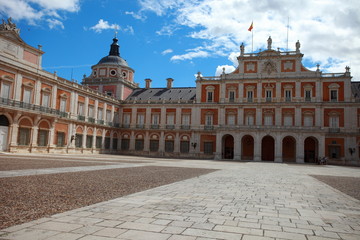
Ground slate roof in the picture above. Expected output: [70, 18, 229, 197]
[125, 87, 196, 102]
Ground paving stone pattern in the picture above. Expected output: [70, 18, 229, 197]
[1, 159, 360, 240]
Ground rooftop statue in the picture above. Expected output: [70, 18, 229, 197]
[0, 17, 20, 34]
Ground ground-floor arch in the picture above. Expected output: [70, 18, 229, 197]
[304, 137, 318, 163]
[282, 136, 296, 162]
[0, 115, 10, 151]
[262, 135, 274, 161]
[222, 134, 234, 159]
[241, 135, 254, 160]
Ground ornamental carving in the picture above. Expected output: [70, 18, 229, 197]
[0, 18, 20, 35]
[262, 60, 277, 74]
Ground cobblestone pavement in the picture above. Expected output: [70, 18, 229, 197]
[1, 155, 360, 240]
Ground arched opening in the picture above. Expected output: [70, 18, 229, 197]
[0, 115, 10, 151]
[241, 135, 254, 160]
[262, 135, 274, 161]
[37, 120, 50, 147]
[282, 136, 296, 162]
[222, 134, 234, 159]
[304, 137, 318, 163]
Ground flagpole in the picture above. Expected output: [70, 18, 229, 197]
[252, 28, 253, 52]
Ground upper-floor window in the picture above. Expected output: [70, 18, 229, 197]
[113, 112, 119, 124]
[205, 114, 213, 126]
[60, 98, 66, 112]
[41, 93, 50, 107]
[304, 115, 313, 127]
[123, 113, 131, 124]
[78, 102, 84, 115]
[97, 108, 103, 120]
[330, 90, 338, 102]
[106, 110, 111, 122]
[88, 106, 94, 117]
[167, 114, 175, 125]
[152, 114, 160, 125]
[285, 90, 291, 102]
[137, 114, 145, 125]
[207, 91, 213, 102]
[182, 114, 190, 126]
[329, 115, 339, 128]
[284, 114, 293, 126]
[264, 114, 273, 126]
[245, 114, 254, 126]
[247, 91, 253, 102]
[229, 91, 235, 102]
[227, 114, 235, 125]
[1, 83, 11, 99]
[305, 90, 312, 101]
[266, 90, 272, 102]
[23, 88, 32, 104]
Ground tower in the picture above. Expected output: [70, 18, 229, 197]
[82, 37, 138, 100]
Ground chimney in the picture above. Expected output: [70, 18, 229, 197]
[166, 78, 174, 88]
[145, 78, 152, 89]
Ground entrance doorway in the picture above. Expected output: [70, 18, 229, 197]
[261, 135, 274, 161]
[0, 115, 10, 151]
[241, 135, 254, 160]
[304, 137, 318, 163]
[222, 134, 234, 159]
[282, 136, 296, 162]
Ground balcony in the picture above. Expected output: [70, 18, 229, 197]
[97, 119, 104, 125]
[181, 125, 190, 130]
[151, 124, 159, 129]
[114, 123, 120, 128]
[88, 117, 95, 123]
[136, 124, 145, 129]
[204, 125, 214, 130]
[166, 125, 175, 129]
[78, 115, 85, 121]
[247, 98, 253, 103]
[285, 97, 291, 102]
[107, 122, 113, 127]
[266, 97, 272, 102]
[122, 124, 130, 128]
[329, 128, 340, 133]
[305, 97, 311, 102]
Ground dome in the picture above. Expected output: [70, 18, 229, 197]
[97, 55, 128, 66]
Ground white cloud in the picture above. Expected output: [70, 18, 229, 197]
[47, 19, 64, 29]
[90, 19, 120, 33]
[215, 65, 236, 76]
[0, 0, 79, 27]
[161, 49, 173, 55]
[156, 24, 179, 36]
[138, 0, 360, 80]
[125, 11, 146, 21]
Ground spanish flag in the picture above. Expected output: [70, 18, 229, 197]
[248, 21, 253, 32]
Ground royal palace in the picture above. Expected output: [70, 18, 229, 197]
[1, 19, 359, 165]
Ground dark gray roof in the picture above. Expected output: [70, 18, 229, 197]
[126, 87, 196, 102]
[351, 81, 360, 99]
[97, 55, 128, 67]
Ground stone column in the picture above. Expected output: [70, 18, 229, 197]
[234, 132, 241, 160]
[129, 131, 135, 151]
[48, 120, 56, 148]
[84, 96, 89, 118]
[14, 74, 22, 101]
[295, 81, 301, 101]
[174, 132, 180, 153]
[159, 131, 165, 156]
[175, 108, 181, 129]
[254, 134, 261, 161]
[238, 83, 244, 103]
[295, 107, 301, 127]
[238, 107, 244, 126]
[275, 82, 281, 102]
[51, 85, 57, 109]
[274, 134, 282, 163]
[145, 108, 151, 128]
[219, 107, 225, 126]
[256, 81, 262, 102]
[34, 80, 41, 105]
[296, 135, 304, 163]
[144, 131, 149, 152]
[275, 107, 281, 126]
[82, 130, 87, 149]
[92, 127, 97, 149]
[214, 132, 222, 160]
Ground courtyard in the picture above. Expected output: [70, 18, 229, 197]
[0, 154, 360, 240]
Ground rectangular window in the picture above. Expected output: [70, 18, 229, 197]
[247, 91, 253, 102]
[60, 98, 67, 112]
[41, 93, 50, 107]
[304, 115, 313, 127]
[330, 116, 339, 128]
[152, 114, 159, 125]
[1, 83, 10, 99]
[96, 136, 102, 148]
[328, 146, 340, 159]
[266, 90, 272, 102]
[204, 142, 213, 154]
[150, 140, 159, 152]
[112, 138, 118, 150]
[305, 90, 311, 101]
[285, 90, 291, 102]
[167, 114, 175, 125]
[23, 88, 32, 103]
[264, 115, 273, 126]
[205, 115, 213, 126]
[123, 113, 131, 124]
[78, 102, 84, 115]
[88, 106, 94, 117]
[207, 91, 213, 102]
[182, 114, 190, 125]
[105, 137, 110, 149]
[57, 132, 65, 147]
[135, 139, 144, 151]
[330, 90, 338, 102]
[113, 112, 119, 124]
[165, 140, 174, 152]
[227, 115, 235, 125]
[37, 130, 48, 146]
[180, 141, 190, 153]
[18, 128, 30, 145]
[86, 135, 93, 148]
[137, 114, 145, 125]
[229, 91, 235, 102]
[106, 110, 111, 122]
[75, 134, 83, 148]
[246, 115, 254, 126]
[121, 139, 130, 150]
[284, 115, 293, 126]
[97, 108, 103, 120]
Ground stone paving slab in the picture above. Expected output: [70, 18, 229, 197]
[1, 160, 360, 240]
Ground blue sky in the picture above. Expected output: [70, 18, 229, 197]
[1, 0, 360, 88]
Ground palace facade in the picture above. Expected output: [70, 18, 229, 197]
[0, 19, 359, 165]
